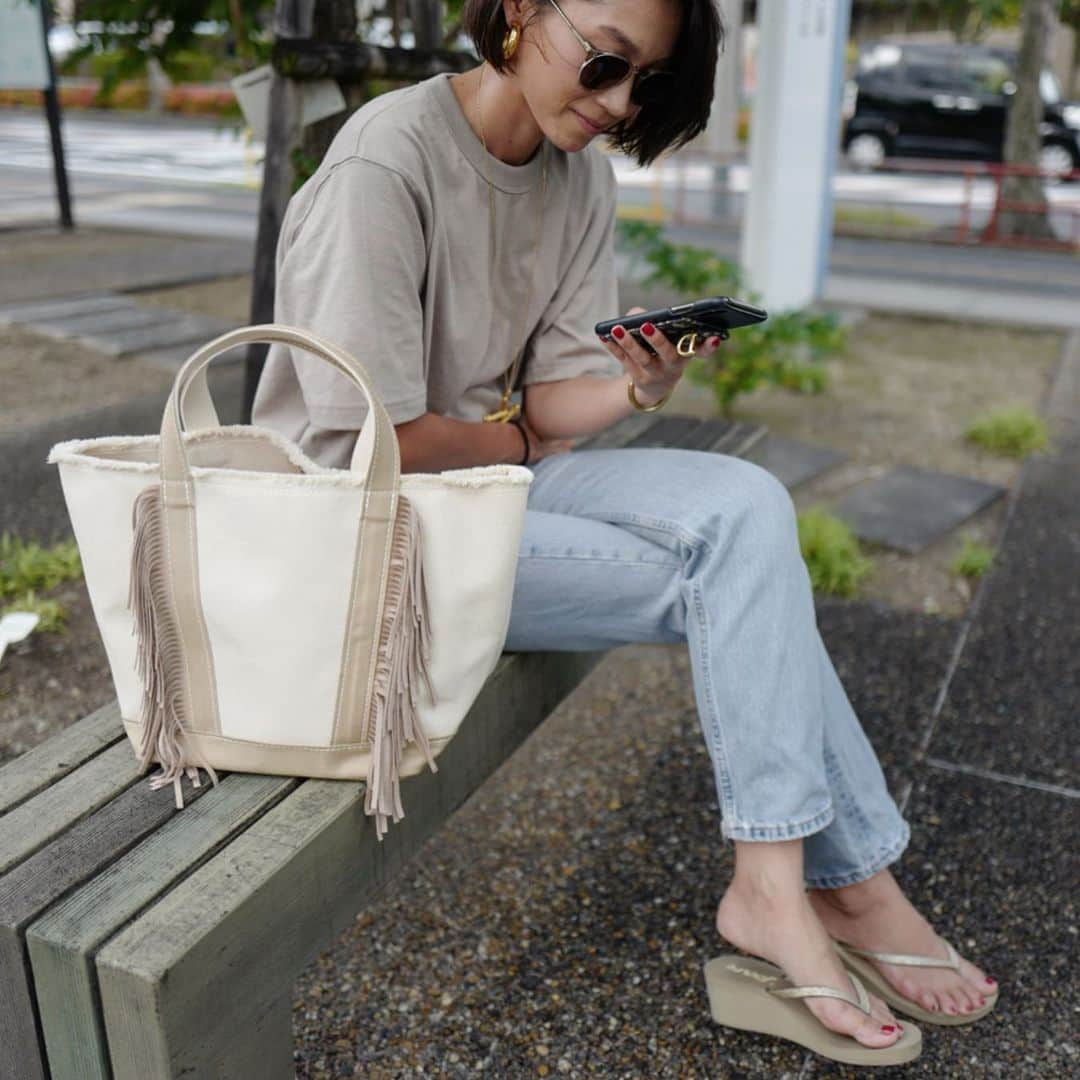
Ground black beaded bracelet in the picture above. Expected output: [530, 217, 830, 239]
[508, 416, 530, 466]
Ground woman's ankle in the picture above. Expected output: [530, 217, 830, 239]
[810, 869, 898, 916]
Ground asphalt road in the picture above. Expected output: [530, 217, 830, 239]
[3, 108, 1079, 326]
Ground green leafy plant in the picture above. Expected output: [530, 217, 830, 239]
[951, 536, 995, 579]
[0, 534, 83, 636]
[290, 147, 321, 192]
[617, 221, 846, 413]
[796, 509, 873, 598]
[964, 406, 1049, 457]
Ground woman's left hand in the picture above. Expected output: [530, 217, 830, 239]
[598, 307, 724, 408]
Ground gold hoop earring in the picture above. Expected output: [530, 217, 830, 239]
[502, 23, 521, 60]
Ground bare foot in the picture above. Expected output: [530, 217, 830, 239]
[716, 880, 903, 1051]
[809, 870, 997, 1018]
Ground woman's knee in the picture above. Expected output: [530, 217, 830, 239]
[712, 457, 799, 551]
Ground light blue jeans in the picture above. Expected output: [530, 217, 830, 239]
[503, 448, 910, 890]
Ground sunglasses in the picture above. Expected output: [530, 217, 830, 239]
[546, 0, 674, 108]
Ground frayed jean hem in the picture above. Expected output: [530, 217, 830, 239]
[722, 802, 835, 842]
[802, 820, 912, 891]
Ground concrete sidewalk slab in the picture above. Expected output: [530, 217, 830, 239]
[0, 227, 251, 307]
[834, 466, 1005, 554]
[28, 305, 169, 338]
[76, 312, 231, 356]
[0, 294, 130, 327]
[746, 435, 848, 490]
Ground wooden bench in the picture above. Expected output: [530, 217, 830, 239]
[0, 411, 764, 1080]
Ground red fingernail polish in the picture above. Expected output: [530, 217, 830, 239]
[642, 322, 656, 336]
[986, 976, 996, 984]
[881, 1025, 896, 1033]
[612, 326, 625, 340]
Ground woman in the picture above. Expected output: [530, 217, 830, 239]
[252, 0, 998, 1063]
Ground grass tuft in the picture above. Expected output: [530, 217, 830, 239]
[965, 406, 1049, 458]
[0, 534, 83, 636]
[951, 536, 995, 579]
[797, 509, 873, 597]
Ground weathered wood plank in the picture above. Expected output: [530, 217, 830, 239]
[0, 702, 123, 816]
[0, 741, 142, 877]
[97, 650, 601, 1079]
[576, 410, 660, 450]
[0, 772, 211, 1080]
[28, 773, 296, 1080]
[625, 415, 703, 448]
[707, 419, 769, 458]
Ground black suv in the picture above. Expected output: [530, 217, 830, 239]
[842, 41, 1080, 178]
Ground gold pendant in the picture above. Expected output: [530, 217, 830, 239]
[483, 391, 521, 423]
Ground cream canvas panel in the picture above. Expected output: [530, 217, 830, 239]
[401, 475, 529, 738]
[55, 459, 155, 722]
[194, 475, 365, 747]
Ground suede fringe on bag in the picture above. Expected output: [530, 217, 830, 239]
[129, 485, 219, 809]
[364, 494, 437, 839]
[129, 485, 435, 832]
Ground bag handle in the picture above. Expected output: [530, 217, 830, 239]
[160, 324, 398, 498]
[147, 325, 406, 750]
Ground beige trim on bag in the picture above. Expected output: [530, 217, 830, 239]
[122, 719, 451, 781]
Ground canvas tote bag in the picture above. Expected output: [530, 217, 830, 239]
[49, 325, 533, 838]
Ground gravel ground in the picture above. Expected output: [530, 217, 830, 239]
[287, 596, 1072, 1078]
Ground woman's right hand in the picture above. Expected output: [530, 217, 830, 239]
[518, 413, 573, 466]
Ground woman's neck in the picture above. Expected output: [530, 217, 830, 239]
[450, 65, 545, 167]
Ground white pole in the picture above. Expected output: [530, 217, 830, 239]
[739, 0, 852, 311]
[704, 0, 743, 222]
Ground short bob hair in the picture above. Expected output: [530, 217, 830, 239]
[461, 0, 724, 166]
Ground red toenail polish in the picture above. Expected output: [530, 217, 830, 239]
[642, 322, 656, 336]
[612, 326, 625, 340]
[881, 1025, 896, 1033]
[986, 977, 996, 986]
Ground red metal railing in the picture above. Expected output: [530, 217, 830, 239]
[616, 147, 1080, 252]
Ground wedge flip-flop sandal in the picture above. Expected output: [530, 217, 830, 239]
[834, 938, 998, 1026]
[703, 955, 922, 1066]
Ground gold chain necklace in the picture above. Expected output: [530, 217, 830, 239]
[476, 64, 549, 424]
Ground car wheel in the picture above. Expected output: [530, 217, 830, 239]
[1038, 143, 1076, 183]
[847, 133, 888, 172]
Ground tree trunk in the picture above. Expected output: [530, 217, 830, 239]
[985, 0, 1057, 243]
[300, 0, 360, 178]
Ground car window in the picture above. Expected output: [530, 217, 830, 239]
[901, 60, 965, 92]
[958, 55, 1012, 94]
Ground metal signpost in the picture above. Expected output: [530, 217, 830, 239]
[0, 0, 73, 228]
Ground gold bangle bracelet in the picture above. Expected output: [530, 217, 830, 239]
[627, 379, 671, 413]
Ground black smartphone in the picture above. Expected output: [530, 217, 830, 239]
[595, 297, 768, 352]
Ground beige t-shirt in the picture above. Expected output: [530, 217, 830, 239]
[251, 72, 622, 468]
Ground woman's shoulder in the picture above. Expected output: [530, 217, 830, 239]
[321, 76, 448, 182]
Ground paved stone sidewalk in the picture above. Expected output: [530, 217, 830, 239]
[0, 226, 251, 308]
[0, 292, 234, 365]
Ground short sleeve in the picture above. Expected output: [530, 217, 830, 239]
[524, 162, 622, 386]
[273, 158, 429, 429]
